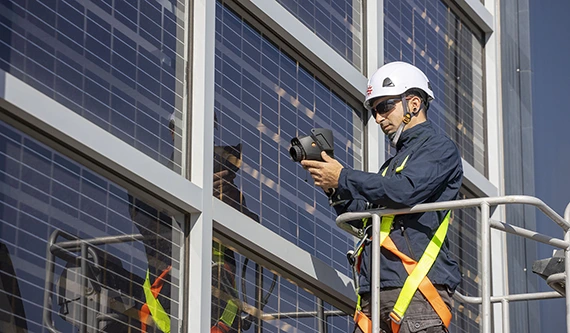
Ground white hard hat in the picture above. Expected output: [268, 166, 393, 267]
[364, 61, 434, 110]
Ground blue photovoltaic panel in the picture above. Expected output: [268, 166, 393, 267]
[275, 0, 363, 71]
[0, 120, 185, 332]
[214, 1, 364, 278]
[384, 0, 487, 177]
[0, 0, 187, 173]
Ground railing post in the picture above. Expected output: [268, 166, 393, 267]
[317, 298, 327, 333]
[565, 230, 570, 333]
[564, 203, 570, 333]
[480, 202, 491, 333]
[371, 213, 381, 333]
[501, 299, 510, 333]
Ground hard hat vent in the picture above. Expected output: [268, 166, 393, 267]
[382, 78, 395, 87]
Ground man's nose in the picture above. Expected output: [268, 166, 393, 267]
[375, 112, 384, 124]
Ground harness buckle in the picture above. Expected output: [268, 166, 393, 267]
[389, 312, 403, 325]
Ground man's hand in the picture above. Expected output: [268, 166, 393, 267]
[300, 151, 343, 189]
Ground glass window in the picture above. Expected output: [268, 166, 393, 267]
[447, 190, 481, 332]
[0, 120, 185, 332]
[274, 0, 363, 72]
[211, 238, 352, 332]
[0, 0, 187, 173]
[214, 2, 364, 276]
[384, 0, 487, 177]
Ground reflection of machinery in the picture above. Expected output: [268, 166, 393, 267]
[43, 229, 146, 333]
[44, 229, 283, 333]
[239, 258, 277, 331]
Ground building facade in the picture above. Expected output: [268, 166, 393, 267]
[499, 0, 538, 332]
[0, 0, 527, 332]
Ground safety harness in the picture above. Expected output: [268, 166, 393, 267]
[350, 131, 452, 333]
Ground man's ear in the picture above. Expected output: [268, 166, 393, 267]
[408, 95, 422, 114]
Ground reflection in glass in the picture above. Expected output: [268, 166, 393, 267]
[0, 121, 184, 332]
[211, 137, 261, 332]
[214, 1, 364, 276]
[275, 0, 363, 71]
[0, 0, 187, 173]
[384, 0, 487, 176]
[211, 239, 352, 332]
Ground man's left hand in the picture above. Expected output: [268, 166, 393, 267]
[300, 152, 343, 189]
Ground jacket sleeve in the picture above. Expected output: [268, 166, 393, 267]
[334, 139, 462, 208]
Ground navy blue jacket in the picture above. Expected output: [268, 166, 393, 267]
[333, 121, 463, 294]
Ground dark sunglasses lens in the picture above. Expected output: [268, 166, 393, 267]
[373, 100, 396, 116]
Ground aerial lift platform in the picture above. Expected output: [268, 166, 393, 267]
[336, 195, 570, 333]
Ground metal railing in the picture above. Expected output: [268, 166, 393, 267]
[336, 195, 570, 333]
[43, 229, 146, 333]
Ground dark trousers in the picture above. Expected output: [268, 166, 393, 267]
[353, 285, 453, 333]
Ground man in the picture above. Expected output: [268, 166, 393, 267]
[301, 61, 463, 333]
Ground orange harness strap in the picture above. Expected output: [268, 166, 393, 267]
[354, 309, 372, 333]
[382, 237, 451, 333]
[140, 266, 172, 333]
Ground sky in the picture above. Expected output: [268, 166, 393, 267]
[530, 0, 570, 330]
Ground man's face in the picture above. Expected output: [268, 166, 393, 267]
[371, 96, 404, 136]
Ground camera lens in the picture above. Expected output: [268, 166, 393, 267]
[289, 146, 304, 162]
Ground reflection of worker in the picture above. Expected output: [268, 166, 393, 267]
[131, 112, 259, 333]
[129, 197, 174, 333]
[128, 113, 181, 333]
[211, 142, 259, 333]
[302, 62, 463, 333]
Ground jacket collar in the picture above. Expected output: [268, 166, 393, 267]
[396, 120, 433, 151]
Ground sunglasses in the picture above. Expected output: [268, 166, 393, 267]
[371, 98, 399, 117]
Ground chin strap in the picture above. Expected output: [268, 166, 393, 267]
[390, 95, 411, 148]
[389, 95, 422, 148]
